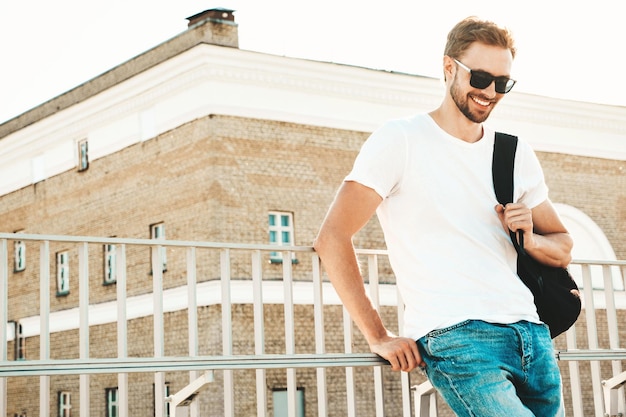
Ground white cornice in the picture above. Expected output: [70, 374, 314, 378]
[0, 44, 624, 196]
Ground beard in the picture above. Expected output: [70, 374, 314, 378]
[450, 75, 494, 124]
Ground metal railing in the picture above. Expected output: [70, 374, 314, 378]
[0, 233, 625, 417]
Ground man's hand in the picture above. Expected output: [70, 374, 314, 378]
[369, 334, 425, 372]
[495, 200, 573, 267]
[496, 203, 533, 237]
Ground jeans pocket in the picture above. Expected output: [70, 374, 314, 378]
[426, 319, 472, 338]
[419, 320, 474, 362]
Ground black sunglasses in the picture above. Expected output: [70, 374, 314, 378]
[453, 58, 516, 94]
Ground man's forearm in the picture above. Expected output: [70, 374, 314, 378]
[314, 237, 389, 345]
[525, 231, 573, 268]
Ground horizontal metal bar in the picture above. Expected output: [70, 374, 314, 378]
[556, 349, 626, 361]
[0, 232, 314, 253]
[8, 348, 623, 378]
[4, 233, 624, 265]
[0, 353, 389, 377]
[570, 259, 626, 266]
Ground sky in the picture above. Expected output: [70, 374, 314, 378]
[1, 0, 625, 125]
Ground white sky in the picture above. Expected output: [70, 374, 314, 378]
[1, 0, 624, 124]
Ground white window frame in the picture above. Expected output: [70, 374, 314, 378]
[58, 391, 71, 417]
[77, 138, 89, 171]
[103, 243, 116, 284]
[56, 251, 70, 296]
[14, 235, 26, 272]
[268, 211, 295, 263]
[106, 387, 118, 417]
[150, 223, 167, 272]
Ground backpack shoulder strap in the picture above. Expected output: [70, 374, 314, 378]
[492, 132, 518, 205]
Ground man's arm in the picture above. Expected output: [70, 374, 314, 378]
[313, 181, 423, 372]
[496, 199, 573, 267]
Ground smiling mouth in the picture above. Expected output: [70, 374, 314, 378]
[471, 95, 492, 107]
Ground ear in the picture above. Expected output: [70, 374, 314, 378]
[443, 55, 455, 83]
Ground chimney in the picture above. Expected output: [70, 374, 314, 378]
[187, 8, 235, 26]
[186, 8, 238, 48]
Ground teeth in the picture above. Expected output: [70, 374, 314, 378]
[472, 96, 490, 106]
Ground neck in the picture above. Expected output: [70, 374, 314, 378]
[428, 106, 484, 143]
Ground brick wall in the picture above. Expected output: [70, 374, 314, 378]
[5, 304, 417, 417]
[1, 113, 623, 415]
[3, 115, 620, 315]
[537, 152, 626, 258]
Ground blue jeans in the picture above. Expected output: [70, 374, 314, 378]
[417, 320, 564, 417]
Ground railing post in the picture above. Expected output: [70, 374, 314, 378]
[581, 263, 605, 417]
[343, 306, 357, 417]
[252, 250, 268, 417]
[117, 244, 129, 417]
[312, 253, 328, 417]
[40, 241, 51, 417]
[565, 323, 584, 417]
[367, 254, 385, 417]
[283, 250, 297, 417]
[396, 288, 412, 417]
[78, 242, 90, 416]
[0, 239, 7, 417]
[152, 245, 166, 417]
[187, 247, 202, 417]
[221, 249, 235, 417]
[602, 264, 625, 411]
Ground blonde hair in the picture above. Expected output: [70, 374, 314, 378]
[444, 16, 516, 60]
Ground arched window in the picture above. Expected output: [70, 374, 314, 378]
[555, 203, 623, 290]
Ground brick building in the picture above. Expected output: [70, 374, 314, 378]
[0, 8, 625, 417]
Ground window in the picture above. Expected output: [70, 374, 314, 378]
[105, 388, 118, 417]
[103, 243, 116, 284]
[15, 321, 25, 360]
[268, 211, 295, 263]
[56, 251, 70, 296]
[150, 223, 167, 272]
[273, 388, 305, 417]
[14, 233, 25, 272]
[77, 139, 89, 171]
[58, 391, 71, 417]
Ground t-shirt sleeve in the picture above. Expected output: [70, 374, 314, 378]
[515, 139, 549, 209]
[344, 120, 408, 199]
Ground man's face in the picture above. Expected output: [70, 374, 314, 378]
[449, 43, 514, 123]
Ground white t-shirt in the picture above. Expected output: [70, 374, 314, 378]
[345, 114, 548, 340]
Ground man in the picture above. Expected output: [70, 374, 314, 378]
[313, 17, 572, 416]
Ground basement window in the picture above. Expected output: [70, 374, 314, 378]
[273, 388, 305, 417]
[105, 388, 118, 417]
[58, 391, 71, 417]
